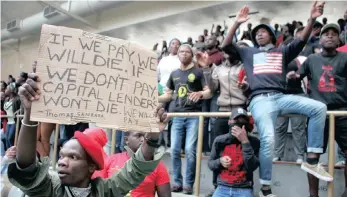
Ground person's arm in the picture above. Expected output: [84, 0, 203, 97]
[158, 72, 174, 103]
[287, 57, 311, 81]
[211, 24, 215, 35]
[203, 65, 219, 93]
[241, 138, 260, 172]
[283, 2, 324, 63]
[7, 74, 54, 197]
[208, 138, 222, 171]
[155, 162, 172, 197]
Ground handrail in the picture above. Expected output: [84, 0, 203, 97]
[2, 111, 347, 197]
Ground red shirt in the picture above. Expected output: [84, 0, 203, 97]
[94, 152, 170, 197]
[207, 49, 224, 66]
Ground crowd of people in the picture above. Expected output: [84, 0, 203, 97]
[1, 2, 347, 197]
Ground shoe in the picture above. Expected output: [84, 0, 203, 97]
[259, 191, 277, 197]
[301, 162, 333, 182]
[335, 160, 345, 166]
[166, 148, 171, 154]
[272, 157, 280, 162]
[205, 189, 215, 197]
[296, 158, 303, 164]
[183, 186, 193, 195]
[171, 185, 183, 193]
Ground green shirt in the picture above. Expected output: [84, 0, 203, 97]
[7, 147, 164, 197]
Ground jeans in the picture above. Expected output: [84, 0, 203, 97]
[171, 117, 199, 187]
[213, 185, 253, 197]
[209, 94, 219, 145]
[338, 148, 346, 162]
[202, 99, 211, 152]
[274, 115, 307, 159]
[5, 123, 16, 149]
[249, 93, 326, 185]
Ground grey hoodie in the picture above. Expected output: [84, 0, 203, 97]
[203, 62, 247, 111]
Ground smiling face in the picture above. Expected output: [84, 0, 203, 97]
[57, 139, 96, 187]
[320, 29, 340, 50]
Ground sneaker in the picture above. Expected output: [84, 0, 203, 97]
[301, 162, 333, 182]
[272, 157, 280, 162]
[171, 185, 183, 193]
[296, 158, 303, 164]
[183, 186, 193, 195]
[259, 191, 277, 197]
[335, 160, 345, 166]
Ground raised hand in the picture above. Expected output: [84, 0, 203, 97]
[18, 73, 40, 111]
[236, 6, 250, 24]
[195, 52, 210, 68]
[311, 1, 325, 19]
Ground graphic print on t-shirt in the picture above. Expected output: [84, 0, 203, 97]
[253, 52, 283, 75]
[318, 65, 337, 92]
[220, 144, 247, 184]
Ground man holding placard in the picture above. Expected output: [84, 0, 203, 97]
[7, 73, 168, 197]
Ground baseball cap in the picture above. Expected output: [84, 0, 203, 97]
[320, 23, 341, 37]
[231, 108, 249, 120]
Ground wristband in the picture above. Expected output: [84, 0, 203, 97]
[21, 119, 39, 127]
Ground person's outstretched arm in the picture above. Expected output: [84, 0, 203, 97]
[16, 73, 40, 168]
[221, 6, 250, 48]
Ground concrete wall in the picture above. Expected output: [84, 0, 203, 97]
[1, 1, 346, 79]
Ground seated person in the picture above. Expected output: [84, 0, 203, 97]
[208, 108, 260, 197]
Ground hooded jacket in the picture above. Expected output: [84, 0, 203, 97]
[203, 61, 247, 111]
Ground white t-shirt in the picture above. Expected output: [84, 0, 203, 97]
[157, 54, 180, 91]
[4, 100, 14, 124]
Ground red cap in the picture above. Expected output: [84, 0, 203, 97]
[74, 131, 104, 170]
[84, 128, 107, 148]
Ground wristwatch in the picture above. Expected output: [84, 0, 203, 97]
[144, 136, 161, 148]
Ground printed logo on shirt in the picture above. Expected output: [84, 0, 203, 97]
[318, 65, 337, 92]
[187, 73, 196, 82]
[220, 144, 247, 184]
[178, 84, 188, 98]
[173, 77, 180, 81]
[253, 52, 283, 75]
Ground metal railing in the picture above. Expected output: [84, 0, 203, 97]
[2, 111, 347, 197]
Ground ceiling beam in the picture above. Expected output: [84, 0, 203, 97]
[39, 1, 96, 28]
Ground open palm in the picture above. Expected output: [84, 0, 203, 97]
[195, 52, 210, 68]
[311, 1, 325, 19]
[236, 6, 250, 24]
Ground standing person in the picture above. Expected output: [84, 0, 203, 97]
[7, 73, 169, 197]
[159, 44, 212, 194]
[203, 29, 209, 41]
[202, 35, 225, 153]
[221, 3, 332, 197]
[3, 84, 20, 149]
[208, 108, 259, 197]
[274, 24, 281, 38]
[278, 24, 294, 48]
[288, 23, 347, 197]
[241, 23, 253, 41]
[157, 38, 181, 148]
[322, 17, 328, 25]
[197, 42, 251, 197]
[273, 27, 308, 164]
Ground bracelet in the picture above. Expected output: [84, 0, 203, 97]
[21, 119, 39, 127]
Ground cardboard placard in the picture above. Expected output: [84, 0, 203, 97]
[31, 24, 159, 132]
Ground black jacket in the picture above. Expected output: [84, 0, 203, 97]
[208, 132, 260, 188]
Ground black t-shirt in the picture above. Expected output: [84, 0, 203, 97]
[167, 66, 206, 112]
[298, 52, 347, 109]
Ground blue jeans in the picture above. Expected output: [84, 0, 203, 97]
[213, 185, 253, 197]
[171, 117, 199, 187]
[249, 93, 326, 185]
[5, 123, 16, 149]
